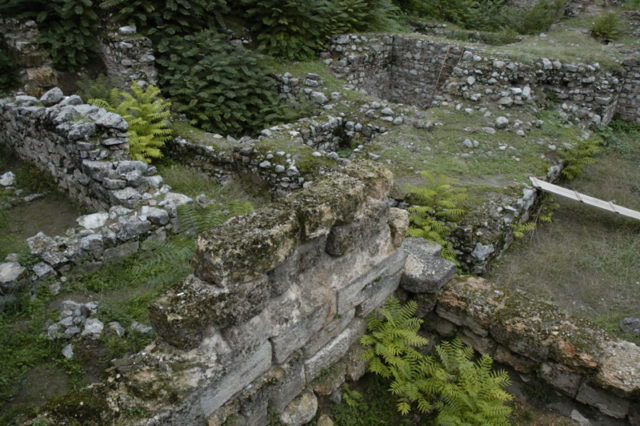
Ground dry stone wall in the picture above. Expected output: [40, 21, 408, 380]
[403, 275, 640, 425]
[327, 33, 640, 126]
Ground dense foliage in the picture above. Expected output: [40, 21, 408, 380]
[406, 0, 564, 35]
[0, 40, 19, 93]
[406, 171, 467, 262]
[156, 30, 283, 136]
[90, 82, 172, 163]
[0, 0, 100, 71]
[100, 0, 229, 39]
[591, 12, 621, 43]
[362, 298, 512, 423]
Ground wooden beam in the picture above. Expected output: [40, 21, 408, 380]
[529, 176, 640, 222]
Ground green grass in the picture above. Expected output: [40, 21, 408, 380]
[486, 122, 640, 344]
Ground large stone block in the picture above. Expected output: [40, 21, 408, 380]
[271, 304, 329, 364]
[149, 274, 270, 349]
[400, 237, 456, 294]
[336, 248, 406, 315]
[304, 309, 356, 358]
[199, 341, 272, 418]
[194, 207, 299, 287]
[269, 353, 306, 412]
[539, 362, 583, 398]
[325, 200, 389, 257]
[576, 382, 630, 419]
[304, 318, 367, 382]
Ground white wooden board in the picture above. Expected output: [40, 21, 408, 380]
[529, 176, 640, 222]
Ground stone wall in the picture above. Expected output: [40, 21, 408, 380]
[98, 25, 158, 89]
[31, 161, 434, 425]
[327, 33, 640, 126]
[402, 274, 640, 425]
[618, 57, 640, 124]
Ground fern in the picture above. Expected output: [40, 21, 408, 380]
[406, 171, 467, 263]
[362, 298, 512, 423]
[90, 82, 172, 163]
[561, 136, 601, 180]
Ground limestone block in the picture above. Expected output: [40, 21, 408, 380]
[388, 207, 409, 248]
[336, 249, 406, 315]
[460, 328, 496, 356]
[493, 345, 537, 374]
[400, 237, 456, 294]
[304, 318, 366, 382]
[594, 339, 640, 397]
[199, 341, 272, 418]
[304, 309, 355, 358]
[271, 304, 329, 364]
[194, 207, 299, 287]
[576, 382, 629, 419]
[279, 390, 317, 426]
[150, 274, 270, 349]
[539, 362, 583, 398]
[343, 160, 393, 201]
[325, 200, 389, 257]
[269, 353, 306, 412]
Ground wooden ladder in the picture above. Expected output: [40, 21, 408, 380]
[427, 47, 465, 108]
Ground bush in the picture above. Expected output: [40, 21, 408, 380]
[406, 171, 467, 262]
[0, 0, 100, 71]
[100, 0, 228, 39]
[516, 0, 565, 35]
[361, 298, 512, 423]
[591, 12, 621, 43]
[155, 30, 283, 136]
[0, 40, 19, 93]
[90, 82, 172, 163]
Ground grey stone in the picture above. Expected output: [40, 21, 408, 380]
[0, 171, 16, 187]
[576, 382, 629, 419]
[495, 116, 509, 129]
[304, 309, 355, 358]
[103, 241, 139, 263]
[471, 243, 494, 261]
[27, 232, 57, 256]
[108, 321, 126, 337]
[380, 107, 393, 116]
[82, 160, 113, 181]
[94, 110, 128, 131]
[79, 234, 104, 256]
[304, 319, 366, 382]
[163, 192, 193, 207]
[271, 304, 328, 364]
[61, 344, 74, 359]
[81, 318, 104, 339]
[498, 96, 513, 106]
[542, 57, 553, 70]
[0, 262, 25, 285]
[540, 362, 583, 397]
[33, 262, 55, 279]
[130, 321, 153, 334]
[619, 317, 640, 336]
[199, 341, 272, 418]
[269, 355, 305, 412]
[65, 326, 81, 338]
[116, 160, 147, 176]
[311, 91, 328, 104]
[40, 87, 64, 106]
[117, 215, 151, 241]
[111, 187, 142, 208]
[14, 95, 39, 106]
[279, 390, 318, 426]
[570, 410, 591, 426]
[400, 238, 456, 294]
[119, 25, 136, 34]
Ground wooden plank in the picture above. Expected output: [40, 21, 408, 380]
[529, 176, 640, 222]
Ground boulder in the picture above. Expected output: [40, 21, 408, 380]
[279, 390, 318, 426]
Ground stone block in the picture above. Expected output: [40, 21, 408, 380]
[304, 310, 355, 358]
[460, 328, 496, 356]
[325, 201, 388, 257]
[576, 382, 629, 419]
[151, 274, 270, 349]
[493, 345, 536, 374]
[271, 304, 329, 364]
[388, 207, 409, 248]
[279, 390, 318, 426]
[594, 339, 640, 398]
[539, 362, 583, 398]
[304, 318, 366, 382]
[269, 353, 306, 412]
[400, 237, 455, 294]
[199, 341, 272, 418]
[103, 241, 139, 263]
[194, 207, 299, 287]
[336, 249, 406, 315]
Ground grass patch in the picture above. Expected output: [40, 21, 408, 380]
[486, 124, 640, 343]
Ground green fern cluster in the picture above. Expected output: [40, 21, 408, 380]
[156, 30, 283, 137]
[406, 171, 467, 262]
[361, 298, 512, 424]
[90, 82, 172, 163]
[561, 136, 602, 180]
[0, 0, 100, 71]
[591, 12, 621, 44]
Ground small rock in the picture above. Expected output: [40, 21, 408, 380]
[62, 344, 74, 359]
[40, 87, 64, 106]
[570, 409, 591, 426]
[0, 262, 25, 285]
[280, 390, 318, 426]
[108, 321, 126, 337]
[311, 91, 328, 104]
[49, 281, 61, 295]
[542, 58, 553, 70]
[47, 323, 60, 339]
[81, 318, 104, 339]
[495, 116, 509, 129]
[392, 116, 403, 125]
[119, 25, 136, 35]
[620, 317, 640, 336]
[65, 326, 81, 338]
[33, 262, 56, 279]
[462, 139, 474, 149]
[0, 171, 16, 187]
[130, 321, 153, 334]
[380, 107, 393, 116]
[317, 414, 334, 426]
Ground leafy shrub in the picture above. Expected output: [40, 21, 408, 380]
[0, 0, 100, 71]
[406, 171, 467, 262]
[361, 298, 512, 423]
[329, 0, 404, 34]
[515, 0, 565, 35]
[77, 73, 122, 102]
[561, 136, 601, 180]
[100, 0, 228, 39]
[155, 30, 283, 136]
[0, 40, 19, 93]
[90, 82, 172, 163]
[591, 12, 621, 43]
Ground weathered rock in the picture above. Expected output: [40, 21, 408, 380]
[103, 241, 139, 263]
[117, 215, 151, 241]
[27, 232, 57, 256]
[61, 344, 74, 359]
[279, 390, 318, 426]
[619, 317, 640, 336]
[495, 116, 509, 129]
[400, 238, 456, 294]
[108, 321, 126, 337]
[540, 362, 583, 397]
[0, 171, 16, 187]
[576, 382, 629, 419]
[81, 318, 104, 339]
[130, 321, 153, 334]
[40, 87, 64, 106]
[388, 207, 409, 248]
[77, 212, 109, 230]
[33, 262, 55, 279]
[0, 262, 25, 286]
